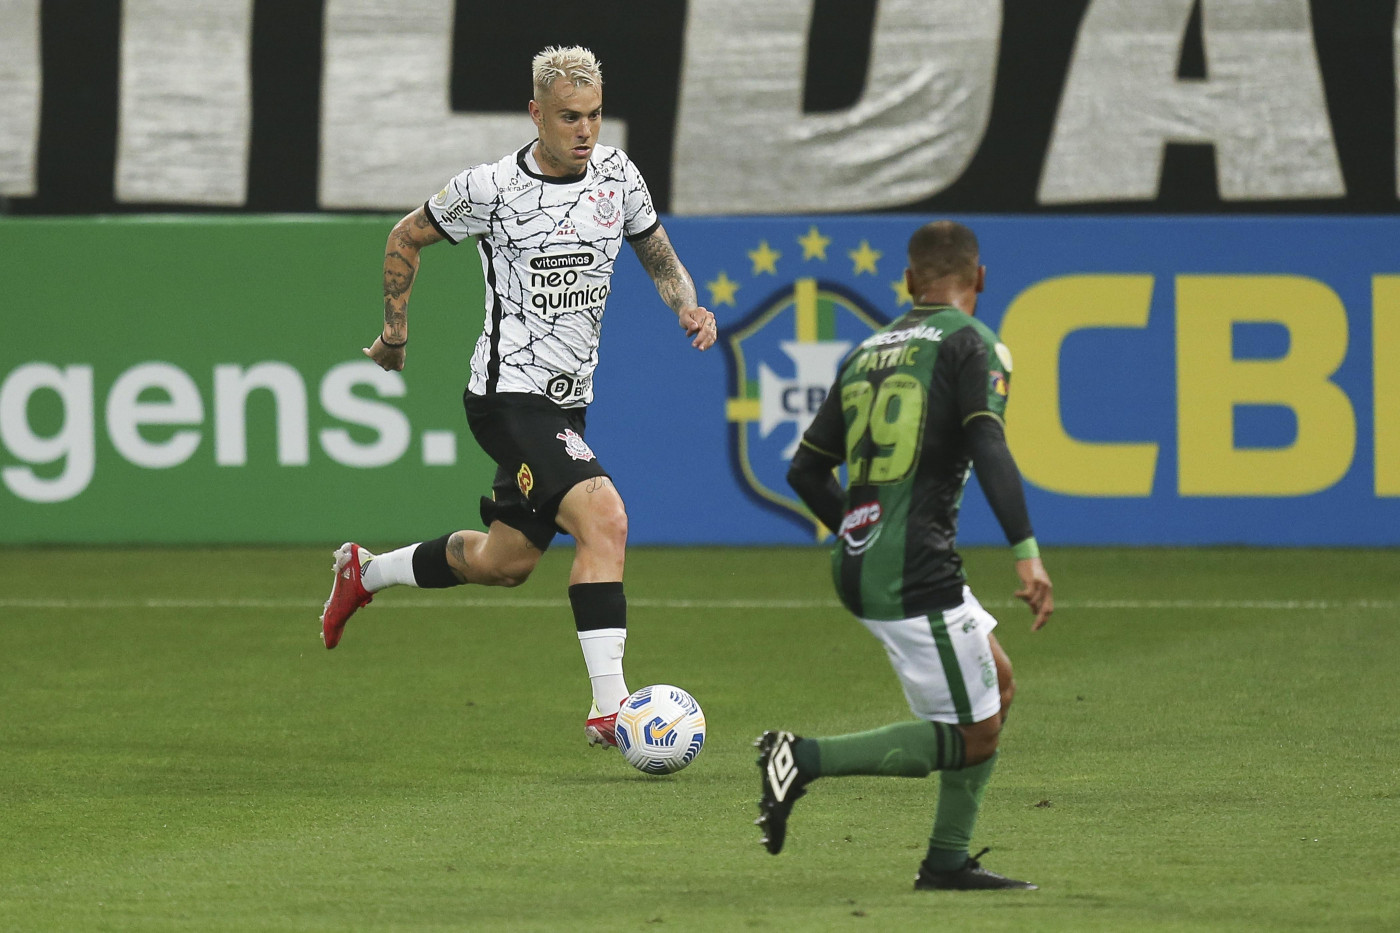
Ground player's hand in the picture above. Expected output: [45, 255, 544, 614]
[679, 306, 717, 351]
[1014, 557, 1054, 631]
[363, 335, 406, 372]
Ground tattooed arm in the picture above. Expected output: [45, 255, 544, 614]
[364, 206, 446, 372]
[630, 224, 718, 351]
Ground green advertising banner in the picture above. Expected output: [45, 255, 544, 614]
[5, 216, 495, 544]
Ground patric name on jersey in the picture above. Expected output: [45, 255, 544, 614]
[424, 142, 660, 407]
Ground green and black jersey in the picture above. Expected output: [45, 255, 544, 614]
[795, 305, 1029, 621]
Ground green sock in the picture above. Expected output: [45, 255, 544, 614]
[925, 751, 998, 870]
[809, 721, 965, 778]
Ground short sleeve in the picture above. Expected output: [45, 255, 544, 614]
[799, 377, 847, 464]
[620, 154, 660, 241]
[424, 164, 495, 244]
[950, 327, 1011, 425]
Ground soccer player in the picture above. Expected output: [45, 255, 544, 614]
[320, 46, 716, 749]
[755, 220, 1053, 890]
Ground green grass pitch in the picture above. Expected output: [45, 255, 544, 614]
[2, 546, 1397, 931]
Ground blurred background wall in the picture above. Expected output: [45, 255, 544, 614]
[2, 0, 1397, 545]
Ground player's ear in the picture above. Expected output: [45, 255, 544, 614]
[904, 268, 917, 301]
[975, 265, 986, 294]
[528, 99, 542, 127]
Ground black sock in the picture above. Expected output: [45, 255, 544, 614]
[411, 533, 462, 589]
[568, 582, 627, 632]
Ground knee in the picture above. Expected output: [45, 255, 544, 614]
[959, 717, 1002, 767]
[597, 497, 628, 546]
[448, 530, 538, 587]
[491, 558, 534, 588]
[578, 496, 629, 551]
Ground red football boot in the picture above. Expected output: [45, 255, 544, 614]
[585, 701, 620, 748]
[321, 542, 373, 649]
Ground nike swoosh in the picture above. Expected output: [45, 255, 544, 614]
[651, 715, 685, 740]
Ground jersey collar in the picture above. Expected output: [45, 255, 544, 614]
[516, 142, 592, 185]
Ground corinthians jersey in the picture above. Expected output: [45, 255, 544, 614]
[799, 306, 1015, 621]
[424, 142, 660, 407]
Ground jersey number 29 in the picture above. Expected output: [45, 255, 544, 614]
[841, 374, 926, 485]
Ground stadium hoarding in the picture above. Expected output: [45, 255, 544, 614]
[3, 215, 492, 544]
[4, 214, 1398, 546]
[599, 215, 1400, 547]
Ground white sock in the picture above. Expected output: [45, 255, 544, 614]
[361, 543, 420, 593]
[577, 628, 630, 714]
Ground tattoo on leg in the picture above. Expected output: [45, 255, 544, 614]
[584, 476, 613, 494]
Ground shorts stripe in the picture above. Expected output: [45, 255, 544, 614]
[928, 612, 974, 724]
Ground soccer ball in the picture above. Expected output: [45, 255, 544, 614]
[614, 685, 706, 775]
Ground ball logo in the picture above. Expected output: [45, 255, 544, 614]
[516, 462, 534, 497]
[642, 715, 684, 747]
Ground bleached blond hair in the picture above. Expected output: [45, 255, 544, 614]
[531, 46, 603, 99]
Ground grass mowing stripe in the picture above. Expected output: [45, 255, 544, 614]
[4, 546, 1399, 932]
[4, 596, 1398, 611]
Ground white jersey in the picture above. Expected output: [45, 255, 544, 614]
[424, 142, 660, 407]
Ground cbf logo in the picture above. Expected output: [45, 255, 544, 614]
[711, 226, 893, 538]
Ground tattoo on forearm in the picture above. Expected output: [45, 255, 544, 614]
[633, 230, 698, 314]
[379, 211, 443, 338]
[382, 299, 407, 340]
[384, 250, 417, 299]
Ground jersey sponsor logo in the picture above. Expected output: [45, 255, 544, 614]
[718, 238, 888, 538]
[530, 252, 595, 271]
[556, 428, 596, 462]
[545, 373, 592, 403]
[437, 197, 472, 224]
[525, 247, 607, 318]
[837, 502, 883, 554]
[859, 323, 944, 349]
[516, 462, 534, 497]
[589, 189, 620, 228]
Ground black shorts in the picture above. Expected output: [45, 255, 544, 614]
[463, 391, 609, 550]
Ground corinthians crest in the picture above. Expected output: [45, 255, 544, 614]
[719, 275, 888, 538]
[588, 189, 619, 227]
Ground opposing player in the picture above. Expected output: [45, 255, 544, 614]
[755, 221, 1053, 889]
[320, 46, 716, 749]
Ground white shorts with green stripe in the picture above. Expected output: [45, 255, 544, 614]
[859, 586, 1001, 726]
